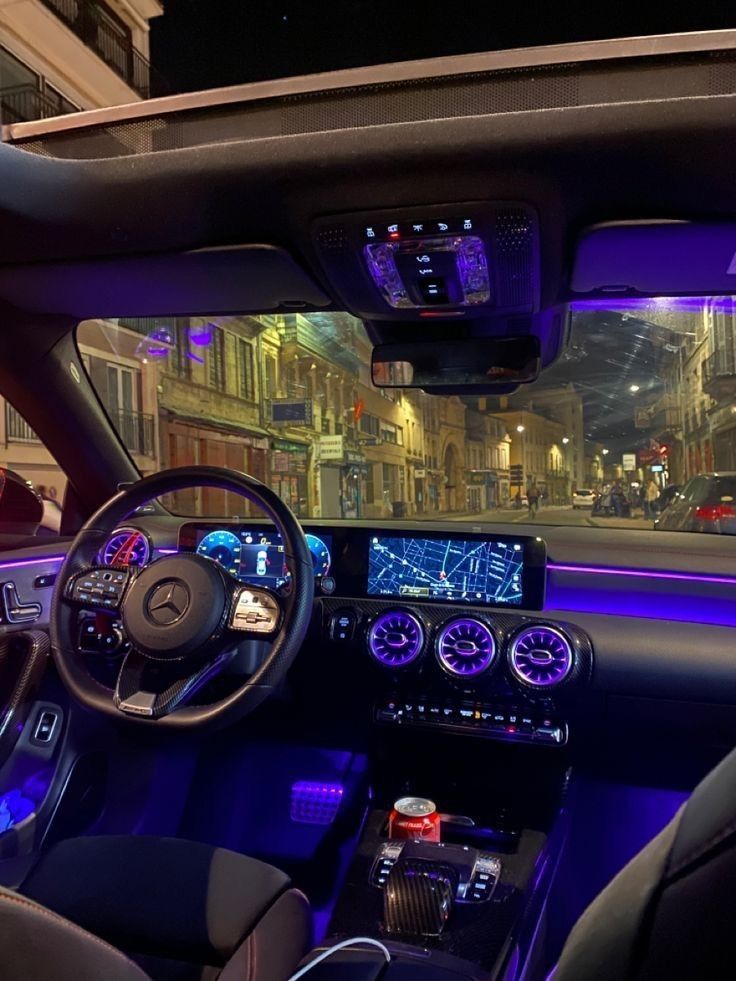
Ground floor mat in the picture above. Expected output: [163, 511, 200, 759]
[178, 739, 369, 940]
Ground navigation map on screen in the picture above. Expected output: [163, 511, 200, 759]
[367, 535, 524, 605]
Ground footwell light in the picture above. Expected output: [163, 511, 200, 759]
[290, 781, 344, 825]
[0, 789, 35, 834]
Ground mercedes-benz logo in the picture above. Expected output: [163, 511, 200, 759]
[147, 581, 190, 625]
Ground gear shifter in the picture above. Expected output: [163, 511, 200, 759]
[383, 857, 458, 936]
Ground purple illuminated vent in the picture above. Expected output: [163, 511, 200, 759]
[509, 626, 574, 689]
[368, 610, 424, 667]
[436, 618, 496, 677]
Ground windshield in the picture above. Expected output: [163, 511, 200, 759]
[77, 297, 736, 532]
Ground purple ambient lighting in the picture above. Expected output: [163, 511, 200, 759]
[549, 562, 736, 587]
[290, 781, 344, 825]
[189, 323, 214, 347]
[570, 296, 736, 314]
[509, 626, 573, 688]
[368, 610, 424, 667]
[0, 555, 64, 570]
[436, 617, 496, 677]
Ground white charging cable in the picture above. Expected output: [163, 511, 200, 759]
[288, 936, 392, 980]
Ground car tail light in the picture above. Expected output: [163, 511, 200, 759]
[694, 504, 736, 521]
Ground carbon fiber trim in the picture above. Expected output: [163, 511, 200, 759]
[0, 630, 50, 766]
[384, 858, 457, 936]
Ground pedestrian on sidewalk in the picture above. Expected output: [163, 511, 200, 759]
[644, 478, 659, 519]
[527, 486, 539, 517]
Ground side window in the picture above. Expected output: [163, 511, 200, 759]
[0, 397, 65, 536]
[682, 477, 708, 505]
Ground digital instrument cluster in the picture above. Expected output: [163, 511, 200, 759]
[192, 527, 332, 589]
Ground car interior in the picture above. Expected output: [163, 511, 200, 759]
[4, 28, 736, 981]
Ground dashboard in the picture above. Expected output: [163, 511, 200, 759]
[5, 515, 736, 761]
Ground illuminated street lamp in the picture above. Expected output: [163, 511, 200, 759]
[602, 448, 610, 455]
[562, 437, 570, 445]
[516, 425, 525, 433]
[629, 384, 640, 393]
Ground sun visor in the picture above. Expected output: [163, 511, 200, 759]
[571, 221, 736, 297]
[0, 244, 331, 318]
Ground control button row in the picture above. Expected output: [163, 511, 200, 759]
[466, 854, 502, 903]
[68, 568, 129, 609]
[79, 618, 126, 655]
[375, 699, 565, 745]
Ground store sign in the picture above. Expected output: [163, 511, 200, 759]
[319, 435, 344, 461]
[415, 468, 426, 478]
[634, 408, 651, 429]
[650, 464, 665, 473]
[638, 448, 659, 464]
[270, 399, 313, 426]
[622, 453, 637, 471]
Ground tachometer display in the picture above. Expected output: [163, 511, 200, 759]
[102, 528, 151, 568]
[197, 530, 241, 576]
[306, 534, 331, 577]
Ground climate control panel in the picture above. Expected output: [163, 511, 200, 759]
[375, 697, 567, 746]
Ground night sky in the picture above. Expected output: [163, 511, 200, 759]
[152, 3, 736, 94]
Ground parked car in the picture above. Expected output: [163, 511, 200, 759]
[572, 488, 596, 509]
[655, 474, 736, 534]
[654, 483, 682, 515]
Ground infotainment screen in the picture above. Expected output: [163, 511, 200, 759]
[367, 534, 543, 607]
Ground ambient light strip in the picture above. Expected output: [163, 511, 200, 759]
[0, 555, 65, 570]
[549, 563, 736, 587]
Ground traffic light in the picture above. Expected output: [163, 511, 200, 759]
[659, 444, 669, 457]
[510, 464, 524, 486]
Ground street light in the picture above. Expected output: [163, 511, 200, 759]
[562, 437, 570, 445]
[602, 448, 610, 456]
[629, 384, 640, 393]
[516, 425, 525, 433]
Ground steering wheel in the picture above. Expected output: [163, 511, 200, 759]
[50, 467, 314, 729]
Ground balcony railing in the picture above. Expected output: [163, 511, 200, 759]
[0, 84, 79, 124]
[5, 404, 40, 443]
[39, 0, 166, 98]
[109, 408, 155, 457]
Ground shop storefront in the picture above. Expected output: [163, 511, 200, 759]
[163, 416, 269, 515]
[270, 438, 310, 516]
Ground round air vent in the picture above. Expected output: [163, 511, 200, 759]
[367, 610, 424, 668]
[436, 618, 496, 678]
[508, 625, 574, 689]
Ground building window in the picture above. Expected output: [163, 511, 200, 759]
[238, 339, 255, 400]
[360, 413, 380, 437]
[208, 328, 225, 389]
[365, 465, 375, 504]
[264, 356, 277, 399]
[175, 320, 192, 379]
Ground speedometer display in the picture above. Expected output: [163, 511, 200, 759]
[197, 530, 241, 576]
[306, 534, 331, 577]
[102, 528, 151, 568]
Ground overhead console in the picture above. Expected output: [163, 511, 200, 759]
[313, 201, 540, 321]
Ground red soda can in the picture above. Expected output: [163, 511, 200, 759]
[388, 797, 441, 841]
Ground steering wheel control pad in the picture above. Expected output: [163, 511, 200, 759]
[121, 554, 228, 660]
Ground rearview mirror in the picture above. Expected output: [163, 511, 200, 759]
[371, 336, 541, 392]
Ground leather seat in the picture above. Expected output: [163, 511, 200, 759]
[555, 741, 736, 979]
[2, 836, 311, 981]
